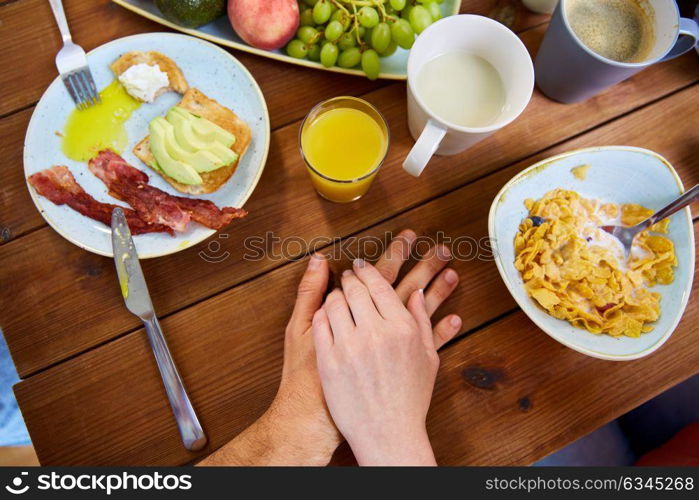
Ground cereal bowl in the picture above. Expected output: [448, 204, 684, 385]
[488, 146, 694, 360]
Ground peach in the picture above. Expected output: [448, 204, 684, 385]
[228, 0, 300, 51]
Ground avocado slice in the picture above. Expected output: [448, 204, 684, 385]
[170, 107, 235, 147]
[166, 109, 237, 165]
[152, 117, 226, 173]
[166, 109, 208, 152]
[149, 120, 203, 185]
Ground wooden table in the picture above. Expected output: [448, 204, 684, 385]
[1, 0, 697, 466]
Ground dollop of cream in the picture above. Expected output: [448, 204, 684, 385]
[118, 63, 169, 103]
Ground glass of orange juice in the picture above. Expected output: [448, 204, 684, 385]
[299, 96, 389, 203]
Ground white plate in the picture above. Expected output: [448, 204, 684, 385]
[24, 32, 270, 258]
[112, 0, 462, 80]
[488, 146, 695, 360]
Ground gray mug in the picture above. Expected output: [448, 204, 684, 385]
[535, 0, 699, 103]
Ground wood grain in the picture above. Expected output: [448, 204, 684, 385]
[13, 110, 699, 463]
[4, 0, 699, 467]
[0, 2, 562, 244]
[2, 78, 697, 378]
[0, 0, 542, 119]
[337, 234, 699, 464]
[3, 27, 696, 244]
[462, 0, 550, 31]
[0, 0, 382, 123]
[0, 446, 39, 466]
[428, 274, 699, 465]
[2, 1, 681, 242]
[429, 263, 698, 463]
[0, 108, 42, 242]
[14, 221, 697, 465]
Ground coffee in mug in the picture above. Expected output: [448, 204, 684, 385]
[535, 0, 699, 103]
[566, 0, 656, 63]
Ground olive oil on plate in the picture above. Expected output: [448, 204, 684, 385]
[62, 80, 141, 161]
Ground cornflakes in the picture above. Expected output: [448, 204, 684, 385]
[514, 189, 677, 337]
[571, 164, 590, 180]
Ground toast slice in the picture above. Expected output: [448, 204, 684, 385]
[111, 51, 189, 100]
[133, 88, 251, 195]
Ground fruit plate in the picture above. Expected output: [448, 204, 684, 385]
[112, 0, 462, 80]
[25, 33, 270, 259]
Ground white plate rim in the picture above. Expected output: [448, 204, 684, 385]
[487, 145, 695, 361]
[24, 32, 270, 259]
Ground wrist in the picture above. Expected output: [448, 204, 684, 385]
[348, 425, 436, 466]
[198, 401, 339, 466]
[261, 398, 340, 465]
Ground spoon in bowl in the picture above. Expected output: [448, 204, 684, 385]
[600, 184, 698, 257]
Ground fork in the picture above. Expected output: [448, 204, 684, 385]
[600, 184, 699, 257]
[48, 0, 100, 109]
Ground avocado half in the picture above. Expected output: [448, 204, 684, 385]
[155, 0, 226, 28]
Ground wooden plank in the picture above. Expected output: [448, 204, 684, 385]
[0, 446, 39, 467]
[3, 26, 696, 243]
[0, 0, 542, 119]
[14, 221, 698, 465]
[477, 0, 550, 31]
[0, 3, 557, 244]
[2, 22, 696, 244]
[2, 75, 697, 378]
[13, 122, 699, 464]
[335, 233, 699, 465]
[427, 256, 699, 465]
[0, 0, 382, 123]
[0, 108, 43, 243]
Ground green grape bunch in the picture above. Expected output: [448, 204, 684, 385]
[287, 0, 445, 80]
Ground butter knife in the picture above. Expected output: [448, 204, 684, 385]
[111, 208, 207, 452]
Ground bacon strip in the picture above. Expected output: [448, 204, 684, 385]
[169, 195, 247, 228]
[88, 150, 191, 232]
[28, 166, 174, 235]
[89, 150, 247, 231]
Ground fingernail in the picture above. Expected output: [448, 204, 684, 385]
[401, 230, 417, 244]
[444, 268, 458, 284]
[308, 253, 324, 269]
[343, 269, 353, 277]
[418, 288, 425, 303]
[353, 258, 366, 269]
[437, 245, 451, 260]
[450, 315, 462, 328]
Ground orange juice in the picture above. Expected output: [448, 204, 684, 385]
[300, 97, 388, 203]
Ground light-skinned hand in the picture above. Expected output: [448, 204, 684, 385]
[201, 230, 460, 465]
[312, 232, 461, 466]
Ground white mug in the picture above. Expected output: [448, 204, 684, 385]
[403, 15, 535, 177]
